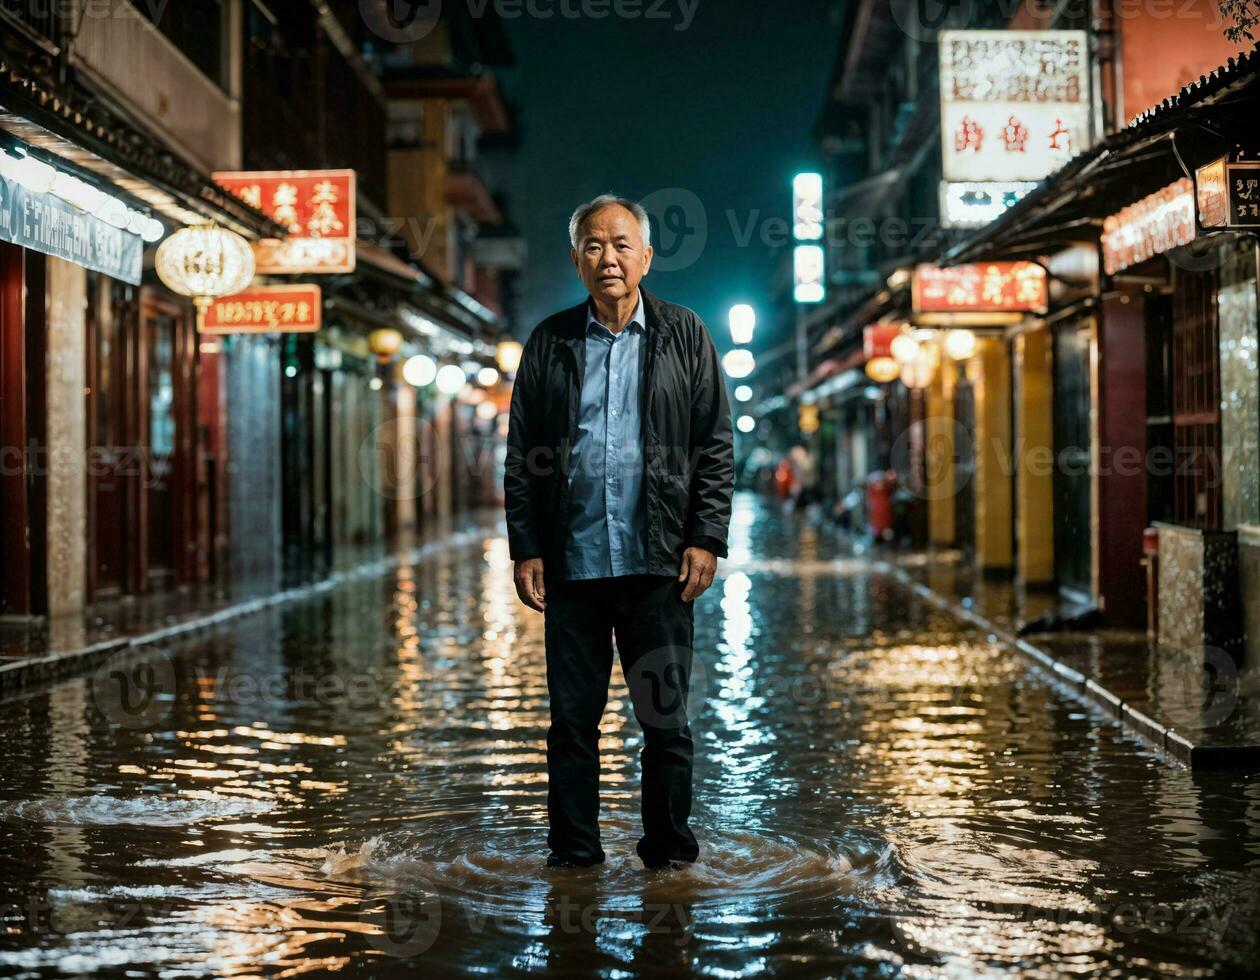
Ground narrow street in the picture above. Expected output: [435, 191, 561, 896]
[1, 495, 1256, 977]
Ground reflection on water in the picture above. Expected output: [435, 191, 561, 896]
[0, 495, 1258, 977]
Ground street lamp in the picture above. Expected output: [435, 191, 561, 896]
[728, 304, 756, 345]
[734, 384, 753, 402]
[403, 354, 437, 387]
[435, 363, 467, 394]
[721, 349, 755, 379]
[793, 245, 825, 304]
[792, 172, 824, 240]
[736, 414, 756, 433]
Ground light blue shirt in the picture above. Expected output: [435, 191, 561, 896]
[562, 291, 648, 580]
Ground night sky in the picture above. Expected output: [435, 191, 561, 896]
[486, 0, 841, 354]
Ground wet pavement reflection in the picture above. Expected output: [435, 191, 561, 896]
[1, 494, 1258, 977]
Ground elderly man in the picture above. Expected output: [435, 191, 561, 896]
[505, 194, 734, 870]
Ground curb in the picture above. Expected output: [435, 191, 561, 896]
[0, 525, 494, 699]
[872, 559, 1260, 771]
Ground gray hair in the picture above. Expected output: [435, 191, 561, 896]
[568, 194, 652, 250]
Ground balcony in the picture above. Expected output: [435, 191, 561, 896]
[69, 1, 240, 173]
[445, 162, 502, 225]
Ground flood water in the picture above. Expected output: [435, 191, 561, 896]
[1, 494, 1258, 977]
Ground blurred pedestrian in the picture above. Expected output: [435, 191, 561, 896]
[505, 194, 734, 870]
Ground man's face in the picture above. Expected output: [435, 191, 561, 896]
[571, 205, 653, 305]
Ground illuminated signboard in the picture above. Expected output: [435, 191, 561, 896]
[939, 180, 1038, 228]
[793, 244, 825, 303]
[939, 30, 1089, 183]
[1101, 178, 1194, 275]
[1196, 157, 1228, 228]
[792, 172, 823, 240]
[864, 323, 902, 360]
[912, 262, 1048, 314]
[200, 284, 322, 334]
[1196, 158, 1260, 229]
[213, 170, 356, 274]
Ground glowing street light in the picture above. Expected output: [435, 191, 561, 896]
[728, 304, 756, 345]
[736, 414, 756, 434]
[721, 349, 755, 379]
[435, 363, 467, 394]
[793, 245, 825, 303]
[945, 329, 977, 360]
[403, 354, 437, 387]
[792, 172, 824, 240]
[734, 384, 753, 402]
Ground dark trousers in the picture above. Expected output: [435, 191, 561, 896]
[543, 573, 699, 867]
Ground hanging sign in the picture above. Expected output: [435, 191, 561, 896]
[0, 171, 143, 284]
[199, 284, 322, 334]
[939, 30, 1089, 183]
[1101, 178, 1195, 275]
[1196, 157, 1260, 229]
[213, 170, 356, 274]
[912, 262, 1047, 314]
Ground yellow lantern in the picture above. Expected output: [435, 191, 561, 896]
[496, 339, 524, 374]
[866, 356, 900, 383]
[944, 329, 977, 360]
[890, 333, 921, 365]
[154, 223, 254, 324]
[368, 328, 404, 363]
[901, 359, 935, 389]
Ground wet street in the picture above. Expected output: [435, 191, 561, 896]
[1, 494, 1258, 978]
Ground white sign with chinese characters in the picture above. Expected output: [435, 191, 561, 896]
[939, 30, 1091, 183]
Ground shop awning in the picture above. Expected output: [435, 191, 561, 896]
[941, 49, 1260, 266]
[0, 48, 285, 240]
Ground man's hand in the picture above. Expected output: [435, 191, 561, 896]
[678, 547, 717, 602]
[513, 558, 547, 612]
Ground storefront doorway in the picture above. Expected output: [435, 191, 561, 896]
[1052, 319, 1094, 601]
[85, 280, 198, 600]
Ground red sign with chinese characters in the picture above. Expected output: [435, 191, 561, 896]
[213, 170, 356, 274]
[200, 285, 322, 334]
[864, 323, 902, 360]
[912, 262, 1048, 314]
[939, 31, 1089, 183]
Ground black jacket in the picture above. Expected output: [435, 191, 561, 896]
[504, 288, 734, 578]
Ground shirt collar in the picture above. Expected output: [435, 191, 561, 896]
[586, 290, 645, 335]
